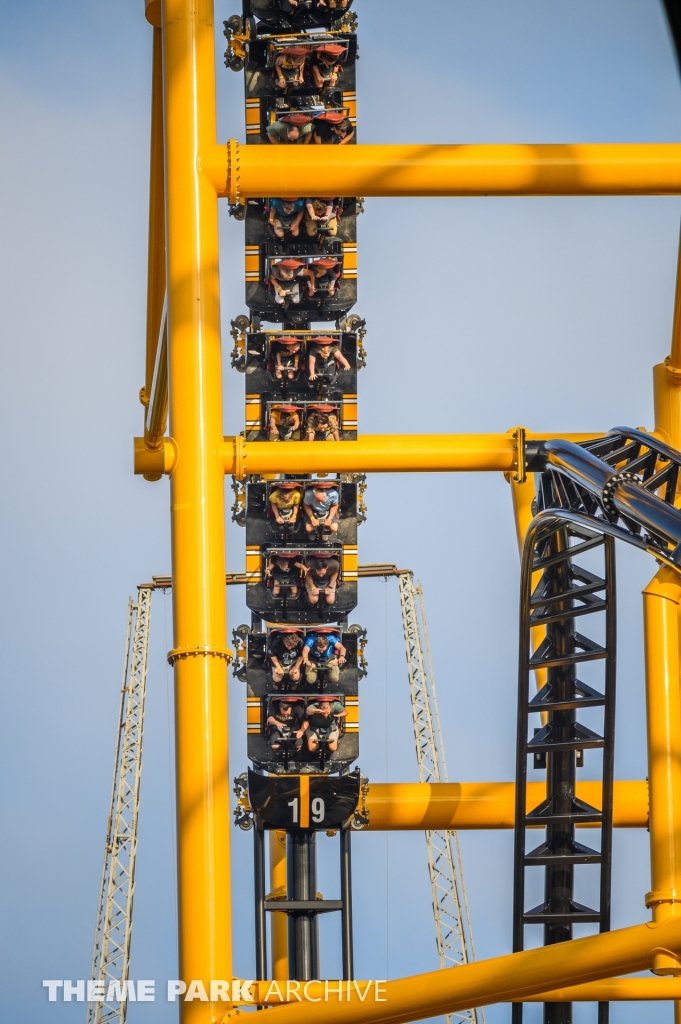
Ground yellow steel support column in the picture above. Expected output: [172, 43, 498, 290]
[140, 25, 168, 482]
[163, 0, 232, 1018]
[644, 568, 681, 976]
[508, 475, 536, 550]
[654, 221, 681, 449]
[143, 25, 166, 427]
[670, 221, 681, 374]
[508, 470, 548, 710]
[651, 222, 681, 1000]
[269, 831, 289, 980]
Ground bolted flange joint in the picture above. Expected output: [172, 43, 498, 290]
[601, 470, 639, 516]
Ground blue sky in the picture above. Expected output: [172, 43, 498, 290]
[2, 2, 681, 1022]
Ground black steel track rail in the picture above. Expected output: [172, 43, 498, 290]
[512, 512, 616, 1024]
[514, 427, 681, 1024]
[253, 825, 354, 984]
[663, 0, 681, 76]
[527, 428, 681, 567]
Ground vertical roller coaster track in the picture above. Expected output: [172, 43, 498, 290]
[97, 1, 681, 1023]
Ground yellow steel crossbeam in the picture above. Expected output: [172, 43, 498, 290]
[200, 142, 681, 202]
[133, 430, 604, 478]
[363, 781, 648, 830]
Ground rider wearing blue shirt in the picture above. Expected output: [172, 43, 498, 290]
[303, 484, 339, 534]
[302, 631, 346, 685]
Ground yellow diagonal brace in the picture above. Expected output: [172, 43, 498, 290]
[528, 977, 681, 1001]
[234, 976, 681, 1004]
[221, 916, 681, 1024]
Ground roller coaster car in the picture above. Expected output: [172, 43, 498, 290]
[248, 0, 355, 35]
[248, 691, 358, 774]
[250, 198, 356, 251]
[245, 478, 358, 546]
[245, 626, 361, 696]
[246, 545, 358, 623]
[244, 329, 358, 399]
[258, 104, 356, 144]
[246, 397, 356, 441]
[304, 693, 347, 768]
[263, 694, 307, 771]
[246, 248, 356, 325]
[244, 34, 356, 109]
[246, 768, 362, 830]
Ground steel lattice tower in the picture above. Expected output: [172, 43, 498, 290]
[87, 588, 152, 1024]
[397, 572, 484, 1024]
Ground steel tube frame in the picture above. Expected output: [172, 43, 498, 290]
[340, 830, 354, 982]
[269, 830, 289, 980]
[654, 221, 681, 449]
[287, 832, 320, 982]
[162, 1, 232, 1020]
[144, 0, 681, 1013]
[363, 781, 647, 831]
[143, 26, 166, 424]
[234, 975, 681, 1004]
[254, 826, 267, 982]
[227, 916, 681, 1024]
[529, 978, 681, 1001]
[216, 433, 602, 479]
[202, 142, 681, 201]
[644, 568, 681, 976]
[140, 27, 168, 481]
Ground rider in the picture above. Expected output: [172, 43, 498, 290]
[305, 695, 347, 754]
[302, 629, 346, 685]
[308, 335, 350, 383]
[268, 404, 302, 441]
[304, 197, 338, 238]
[277, 0, 350, 14]
[269, 481, 302, 529]
[304, 551, 340, 605]
[306, 257, 340, 297]
[273, 46, 309, 91]
[267, 696, 307, 751]
[268, 198, 305, 240]
[269, 258, 313, 306]
[305, 404, 340, 441]
[270, 335, 303, 380]
[265, 550, 306, 599]
[310, 43, 346, 91]
[268, 628, 305, 690]
[313, 110, 355, 145]
[303, 481, 340, 534]
[266, 112, 314, 145]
